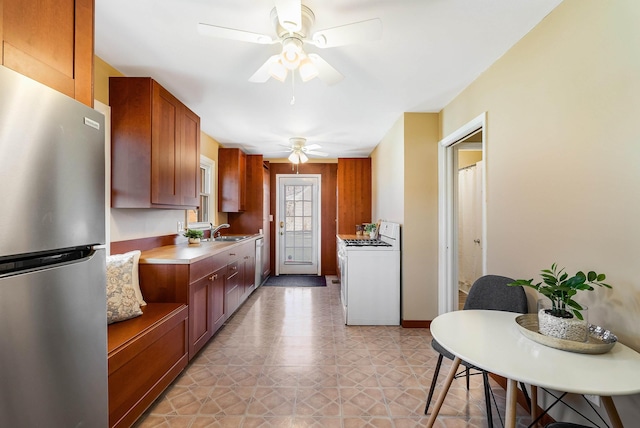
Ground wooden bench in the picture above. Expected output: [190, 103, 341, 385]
[107, 302, 188, 428]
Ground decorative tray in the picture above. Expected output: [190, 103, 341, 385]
[515, 314, 617, 354]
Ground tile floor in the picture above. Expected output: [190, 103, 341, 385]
[135, 276, 532, 427]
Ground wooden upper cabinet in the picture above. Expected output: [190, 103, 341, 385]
[1, 0, 94, 106]
[110, 77, 201, 209]
[218, 148, 247, 212]
[337, 158, 372, 235]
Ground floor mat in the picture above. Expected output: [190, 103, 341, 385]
[262, 275, 326, 287]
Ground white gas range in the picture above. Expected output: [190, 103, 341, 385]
[337, 221, 401, 325]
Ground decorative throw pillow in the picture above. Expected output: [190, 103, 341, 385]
[120, 250, 146, 306]
[106, 252, 143, 324]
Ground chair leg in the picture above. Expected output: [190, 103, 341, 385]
[466, 366, 470, 390]
[482, 371, 494, 428]
[424, 354, 444, 415]
[519, 382, 531, 411]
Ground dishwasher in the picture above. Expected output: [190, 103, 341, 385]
[255, 237, 264, 287]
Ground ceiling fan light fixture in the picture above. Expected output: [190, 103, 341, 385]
[299, 151, 309, 163]
[281, 38, 303, 70]
[298, 57, 318, 82]
[288, 152, 300, 164]
[269, 59, 288, 82]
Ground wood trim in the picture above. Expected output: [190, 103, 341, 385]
[111, 234, 184, 254]
[401, 320, 431, 328]
[3, 42, 75, 96]
[0, 1, 4, 62]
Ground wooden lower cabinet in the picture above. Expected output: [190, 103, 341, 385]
[225, 260, 241, 316]
[210, 266, 226, 333]
[139, 239, 260, 360]
[240, 243, 256, 301]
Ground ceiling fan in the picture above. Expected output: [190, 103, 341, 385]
[197, 0, 382, 85]
[283, 137, 328, 163]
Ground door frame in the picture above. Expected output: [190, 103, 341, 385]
[438, 112, 487, 314]
[275, 173, 322, 275]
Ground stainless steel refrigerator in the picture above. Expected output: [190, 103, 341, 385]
[0, 65, 108, 427]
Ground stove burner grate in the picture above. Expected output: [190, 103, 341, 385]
[343, 239, 392, 247]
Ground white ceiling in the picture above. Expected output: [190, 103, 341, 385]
[95, 0, 562, 159]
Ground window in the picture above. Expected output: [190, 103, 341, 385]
[187, 156, 215, 224]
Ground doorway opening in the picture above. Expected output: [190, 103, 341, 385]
[275, 174, 322, 275]
[438, 113, 486, 314]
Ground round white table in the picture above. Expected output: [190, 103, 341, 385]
[426, 310, 640, 428]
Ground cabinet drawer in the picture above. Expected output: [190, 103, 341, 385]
[226, 260, 239, 279]
[189, 254, 227, 283]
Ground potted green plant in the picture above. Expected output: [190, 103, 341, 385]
[184, 228, 204, 244]
[364, 223, 377, 238]
[509, 263, 611, 342]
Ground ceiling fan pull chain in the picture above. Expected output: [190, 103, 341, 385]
[290, 72, 296, 105]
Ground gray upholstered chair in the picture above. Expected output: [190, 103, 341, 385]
[424, 274, 529, 427]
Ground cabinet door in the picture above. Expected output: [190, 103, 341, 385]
[218, 148, 246, 212]
[241, 244, 255, 299]
[337, 158, 372, 234]
[225, 262, 241, 315]
[210, 266, 226, 333]
[151, 83, 182, 206]
[189, 275, 212, 357]
[181, 108, 200, 207]
[2, 0, 94, 106]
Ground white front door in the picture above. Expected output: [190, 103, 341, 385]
[276, 174, 321, 275]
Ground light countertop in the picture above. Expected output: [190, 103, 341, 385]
[139, 234, 261, 265]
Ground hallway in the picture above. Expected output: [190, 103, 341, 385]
[136, 277, 530, 427]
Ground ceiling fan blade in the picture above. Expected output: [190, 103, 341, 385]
[248, 55, 280, 83]
[304, 144, 322, 151]
[310, 18, 382, 48]
[198, 22, 274, 44]
[306, 150, 328, 157]
[307, 54, 343, 85]
[274, 0, 302, 33]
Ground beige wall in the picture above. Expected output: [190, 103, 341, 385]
[441, 0, 640, 422]
[371, 113, 440, 322]
[95, 56, 228, 243]
[403, 113, 440, 321]
[458, 150, 482, 169]
[371, 115, 404, 223]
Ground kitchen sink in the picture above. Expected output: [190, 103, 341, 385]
[213, 235, 251, 242]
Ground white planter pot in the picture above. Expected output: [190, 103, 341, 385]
[537, 299, 588, 342]
[188, 237, 201, 244]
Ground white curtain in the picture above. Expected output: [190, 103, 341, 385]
[458, 161, 483, 292]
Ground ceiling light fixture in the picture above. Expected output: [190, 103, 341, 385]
[280, 38, 303, 69]
[287, 149, 309, 165]
[298, 56, 319, 82]
[269, 59, 288, 82]
[267, 37, 319, 84]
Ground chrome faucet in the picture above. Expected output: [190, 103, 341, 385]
[211, 223, 230, 238]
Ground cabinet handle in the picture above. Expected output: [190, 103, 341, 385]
[229, 253, 236, 256]
[244, 256, 249, 260]
[209, 274, 217, 281]
[231, 266, 237, 271]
